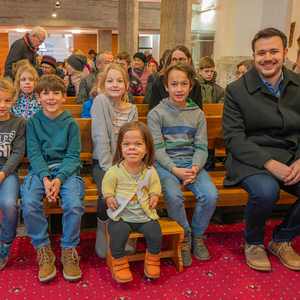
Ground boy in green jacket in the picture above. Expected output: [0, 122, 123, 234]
[21, 75, 85, 283]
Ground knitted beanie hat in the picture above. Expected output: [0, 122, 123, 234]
[41, 55, 57, 69]
[133, 52, 147, 64]
[67, 54, 87, 71]
[148, 59, 158, 68]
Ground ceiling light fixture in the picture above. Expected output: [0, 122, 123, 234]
[55, 1, 60, 8]
[52, 9, 57, 17]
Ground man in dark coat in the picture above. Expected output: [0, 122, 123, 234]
[222, 28, 300, 272]
[76, 51, 114, 104]
[4, 27, 46, 80]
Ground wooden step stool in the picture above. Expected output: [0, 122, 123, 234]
[106, 217, 184, 274]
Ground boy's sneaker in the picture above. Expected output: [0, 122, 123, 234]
[61, 247, 81, 281]
[36, 245, 57, 282]
[95, 218, 107, 258]
[0, 240, 12, 270]
[193, 237, 210, 261]
[181, 233, 192, 267]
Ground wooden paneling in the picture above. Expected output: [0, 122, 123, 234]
[0, 33, 9, 76]
[112, 34, 118, 57]
[73, 34, 97, 58]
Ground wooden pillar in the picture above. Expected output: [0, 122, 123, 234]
[160, 0, 193, 57]
[118, 0, 139, 56]
[97, 30, 112, 52]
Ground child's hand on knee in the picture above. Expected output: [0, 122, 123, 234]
[107, 196, 118, 211]
[172, 167, 196, 185]
[150, 195, 159, 209]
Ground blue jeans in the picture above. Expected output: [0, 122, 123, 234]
[240, 174, 300, 245]
[0, 167, 19, 244]
[20, 166, 85, 249]
[155, 158, 219, 237]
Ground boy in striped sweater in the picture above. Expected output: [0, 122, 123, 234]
[147, 62, 219, 267]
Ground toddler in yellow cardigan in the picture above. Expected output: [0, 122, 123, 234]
[102, 121, 162, 283]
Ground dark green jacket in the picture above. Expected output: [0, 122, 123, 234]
[222, 66, 300, 186]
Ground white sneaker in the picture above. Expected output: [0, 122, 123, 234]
[95, 218, 107, 258]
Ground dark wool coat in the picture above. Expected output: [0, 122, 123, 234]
[222, 66, 300, 187]
[4, 33, 38, 80]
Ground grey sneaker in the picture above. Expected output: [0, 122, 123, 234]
[95, 218, 108, 258]
[181, 233, 192, 267]
[0, 241, 12, 270]
[193, 237, 210, 261]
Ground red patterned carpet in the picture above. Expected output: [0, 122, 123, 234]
[1, 221, 300, 300]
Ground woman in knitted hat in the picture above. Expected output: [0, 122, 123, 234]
[147, 59, 158, 73]
[63, 54, 89, 96]
[37, 55, 64, 79]
[132, 52, 152, 92]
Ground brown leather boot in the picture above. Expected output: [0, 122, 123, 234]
[111, 256, 133, 283]
[244, 243, 271, 271]
[268, 239, 300, 271]
[36, 245, 57, 282]
[144, 250, 160, 278]
[61, 247, 81, 281]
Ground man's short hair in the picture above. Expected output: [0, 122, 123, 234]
[96, 51, 113, 64]
[251, 27, 287, 52]
[199, 56, 215, 70]
[29, 26, 46, 38]
[35, 74, 66, 95]
[116, 51, 131, 65]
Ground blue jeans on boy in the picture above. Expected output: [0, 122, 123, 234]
[155, 158, 219, 237]
[20, 165, 85, 249]
[240, 173, 300, 245]
[0, 167, 19, 244]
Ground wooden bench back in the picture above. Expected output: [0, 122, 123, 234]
[75, 115, 225, 158]
[65, 97, 77, 105]
[202, 103, 223, 116]
[133, 96, 144, 104]
[61, 105, 82, 118]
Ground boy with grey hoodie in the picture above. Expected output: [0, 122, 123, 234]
[147, 62, 219, 267]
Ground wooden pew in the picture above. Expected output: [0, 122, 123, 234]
[133, 96, 144, 104]
[202, 103, 223, 116]
[61, 105, 83, 118]
[65, 97, 77, 105]
[135, 104, 149, 117]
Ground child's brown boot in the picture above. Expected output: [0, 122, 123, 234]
[112, 256, 133, 283]
[144, 250, 160, 278]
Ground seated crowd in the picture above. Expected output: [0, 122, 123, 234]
[1, 26, 300, 286]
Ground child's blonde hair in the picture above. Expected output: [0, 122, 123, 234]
[113, 122, 155, 169]
[14, 64, 39, 103]
[99, 63, 129, 103]
[0, 76, 15, 104]
[12, 59, 31, 77]
[90, 72, 103, 96]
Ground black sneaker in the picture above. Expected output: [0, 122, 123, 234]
[193, 237, 210, 261]
[181, 233, 192, 267]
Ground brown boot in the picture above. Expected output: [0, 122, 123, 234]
[61, 247, 81, 281]
[244, 243, 271, 271]
[268, 239, 300, 271]
[111, 256, 133, 283]
[144, 250, 160, 278]
[36, 245, 57, 282]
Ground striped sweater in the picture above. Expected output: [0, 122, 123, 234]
[147, 98, 208, 172]
[102, 161, 161, 221]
